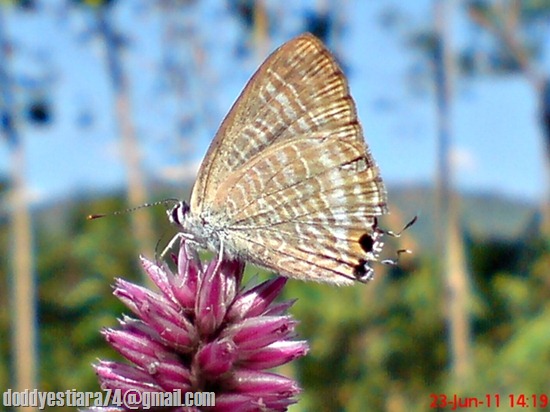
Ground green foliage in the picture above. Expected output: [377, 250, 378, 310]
[1, 193, 170, 393]
[284, 258, 448, 412]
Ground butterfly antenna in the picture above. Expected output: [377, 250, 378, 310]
[87, 198, 181, 220]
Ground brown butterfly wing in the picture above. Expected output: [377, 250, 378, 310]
[188, 33, 387, 284]
[211, 135, 386, 284]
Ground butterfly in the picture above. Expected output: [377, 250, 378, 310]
[167, 33, 394, 286]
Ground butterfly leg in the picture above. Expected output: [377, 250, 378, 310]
[159, 233, 185, 259]
[160, 231, 197, 259]
[211, 237, 226, 274]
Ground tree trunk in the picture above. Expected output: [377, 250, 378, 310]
[434, 0, 472, 384]
[97, 7, 155, 263]
[1, 7, 38, 410]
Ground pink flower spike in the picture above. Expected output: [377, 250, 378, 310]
[92, 240, 308, 410]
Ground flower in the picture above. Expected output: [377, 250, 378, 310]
[91, 243, 308, 411]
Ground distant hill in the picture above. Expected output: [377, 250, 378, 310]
[387, 184, 539, 252]
[27, 184, 539, 256]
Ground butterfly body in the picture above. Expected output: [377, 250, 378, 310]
[168, 33, 388, 286]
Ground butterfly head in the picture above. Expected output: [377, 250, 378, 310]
[166, 200, 217, 247]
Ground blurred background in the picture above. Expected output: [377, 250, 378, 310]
[1, 0, 549, 411]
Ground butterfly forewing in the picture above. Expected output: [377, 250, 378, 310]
[186, 33, 388, 285]
[191, 34, 373, 209]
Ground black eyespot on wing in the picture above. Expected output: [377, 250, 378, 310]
[353, 259, 374, 283]
[354, 259, 367, 277]
[358, 233, 374, 253]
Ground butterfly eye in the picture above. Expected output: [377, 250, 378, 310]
[168, 202, 190, 226]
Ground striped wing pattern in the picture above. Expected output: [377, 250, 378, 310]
[189, 33, 388, 285]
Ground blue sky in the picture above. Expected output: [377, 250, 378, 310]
[0, 0, 547, 206]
